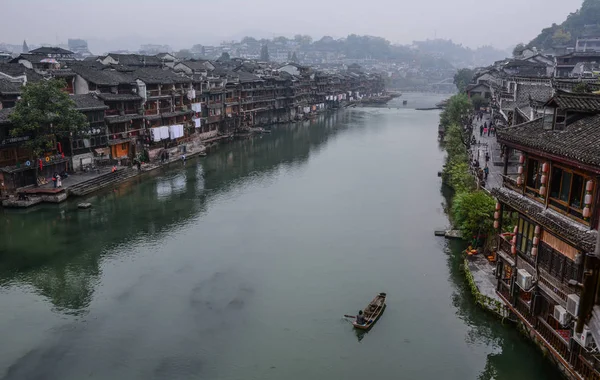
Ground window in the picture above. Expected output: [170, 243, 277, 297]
[549, 165, 593, 221]
[554, 109, 566, 130]
[516, 217, 535, 260]
[121, 143, 128, 150]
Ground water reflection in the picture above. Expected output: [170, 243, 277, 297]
[0, 111, 361, 314]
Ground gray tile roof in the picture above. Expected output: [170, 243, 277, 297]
[96, 92, 143, 102]
[545, 91, 600, 112]
[70, 94, 108, 111]
[70, 64, 135, 86]
[105, 54, 162, 67]
[132, 67, 191, 84]
[496, 114, 600, 168]
[30, 47, 74, 55]
[0, 62, 44, 82]
[0, 107, 14, 124]
[0, 79, 23, 95]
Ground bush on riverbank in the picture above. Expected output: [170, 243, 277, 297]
[440, 94, 495, 239]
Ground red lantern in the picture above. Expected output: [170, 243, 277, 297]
[495, 202, 501, 211]
[542, 162, 548, 173]
[517, 166, 524, 175]
[39, 159, 43, 170]
[57, 142, 62, 153]
[519, 154, 525, 164]
[494, 212, 499, 220]
[517, 176, 523, 186]
[584, 206, 591, 218]
[534, 226, 540, 234]
[493, 220, 499, 229]
[540, 185, 546, 196]
[586, 180, 594, 192]
[511, 245, 517, 255]
[531, 247, 538, 256]
[540, 175, 547, 184]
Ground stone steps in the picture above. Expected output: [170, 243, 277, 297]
[69, 168, 138, 197]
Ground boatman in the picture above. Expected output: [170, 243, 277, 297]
[356, 310, 366, 325]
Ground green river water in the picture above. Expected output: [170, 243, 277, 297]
[0, 93, 563, 380]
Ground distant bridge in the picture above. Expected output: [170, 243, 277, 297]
[432, 78, 454, 86]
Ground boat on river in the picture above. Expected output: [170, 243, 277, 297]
[352, 292, 386, 330]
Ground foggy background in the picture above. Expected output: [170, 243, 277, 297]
[0, 0, 582, 52]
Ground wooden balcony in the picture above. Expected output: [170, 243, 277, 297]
[536, 317, 570, 363]
[501, 174, 522, 193]
[105, 109, 119, 116]
[573, 355, 600, 380]
[516, 297, 537, 326]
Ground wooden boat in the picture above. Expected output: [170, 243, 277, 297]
[352, 292, 386, 330]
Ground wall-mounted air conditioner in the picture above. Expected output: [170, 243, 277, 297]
[567, 294, 580, 317]
[554, 305, 569, 326]
[516, 269, 533, 290]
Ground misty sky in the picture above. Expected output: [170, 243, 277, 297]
[1, 0, 583, 52]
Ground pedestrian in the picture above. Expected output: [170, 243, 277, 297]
[491, 126, 496, 136]
[136, 160, 142, 171]
[56, 174, 62, 188]
[483, 125, 488, 135]
[480, 125, 484, 136]
[52, 172, 58, 188]
[484, 165, 489, 180]
[485, 152, 490, 162]
[487, 124, 491, 136]
[181, 154, 186, 163]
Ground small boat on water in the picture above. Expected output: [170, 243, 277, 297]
[403, 100, 408, 105]
[351, 292, 386, 330]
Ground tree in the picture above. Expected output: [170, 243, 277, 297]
[512, 43, 526, 57]
[453, 68, 474, 93]
[9, 79, 88, 182]
[452, 191, 496, 236]
[175, 49, 193, 59]
[291, 51, 299, 63]
[440, 93, 473, 129]
[260, 45, 270, 61]
[217, 52, 231, 62]
[552, 28, 572, 45]
[573, 82, 592, 93]
[471, 95, 489, 111]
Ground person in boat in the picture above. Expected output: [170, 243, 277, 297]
[356, 310, 366, 325]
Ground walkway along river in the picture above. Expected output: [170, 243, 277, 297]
[0, 94, 564, 380]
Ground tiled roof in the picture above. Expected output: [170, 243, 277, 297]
[132, 67, 190, 84]
[0, 79, 23, 94]
[105, 54, 162, 66]
[70, 64, 135, 86]
[545, 91, 600, 112]
[30, 47, 74, 55]
[0, 107, 14, 124]
[492, 187, 597, 252]
[496, 114, 600, 167]
[70, 94, 108, 111]
[0, 62, 44, 82]
[96, 92, 143, 102]
[105, 114, 144, 124]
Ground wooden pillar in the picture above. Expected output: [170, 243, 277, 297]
[503, 146, 509, 176]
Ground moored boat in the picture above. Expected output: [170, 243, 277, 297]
[352, 292, 386, 330]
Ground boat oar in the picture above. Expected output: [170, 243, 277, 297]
[343, 314, 356, 319]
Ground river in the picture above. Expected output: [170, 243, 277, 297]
[0, 93, 563, 380]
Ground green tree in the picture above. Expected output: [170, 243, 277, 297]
[573, 82, 592, 93]
[452, 191, 496, 236]
[512, 43, 526, 57]
[440, 93, 473, 129]
[260, 45, 270, 61]
[453, 68, 474, 92]
[217, 52, 231, 62]
[552, 28, 572, 45]
[471, 95, 489, 111]
[175, 49, 193, 59]
[9, 79, 88, 182]
[447, 161, 474, 193]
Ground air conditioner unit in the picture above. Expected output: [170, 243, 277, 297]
[574, 325, 593, 348]
[517, 269, 533, 290]
[554, 305, 569, 326]
[567, 294, 580, 317]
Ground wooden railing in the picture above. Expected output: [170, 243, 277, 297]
[537, 317, 570, 362]
[573, 355, 600, 380]
[207, 115, 221, 124]
[498, 235, 515, 257]
[105, 109, 119, 116]
[516, 298, 537, 326]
